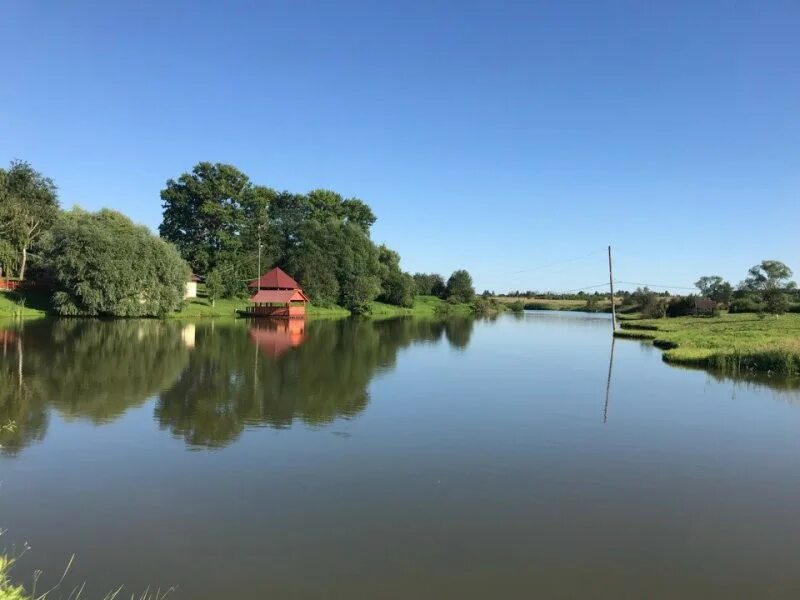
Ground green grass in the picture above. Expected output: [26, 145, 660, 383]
[0, 555, 27, 600]
[0, 291, 48, 319]
[368, 295, 474, 318]
[615, 312, 800, 376]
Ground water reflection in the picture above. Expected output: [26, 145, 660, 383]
[604, 336, 615, 423]
[0, 320, 190, 455]
[0, 317, 475, 453]
[249, 319, 306, 357]
[155, 317, 473, 448]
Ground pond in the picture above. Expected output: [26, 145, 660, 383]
[2, 313, 800, 598]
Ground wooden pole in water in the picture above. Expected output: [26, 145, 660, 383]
[608, 245, 617, 331]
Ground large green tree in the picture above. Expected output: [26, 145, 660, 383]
[0, 160, 60, 279]
[742, 260, 796, 315]
[159, 162, 265, 275]
[446, 269, 475, 303]
[377, 245, 415, 307]
[695, 275, 733, 305]
[46, 208, 190, 317]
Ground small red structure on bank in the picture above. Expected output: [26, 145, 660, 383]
[245, 267, 309, 318]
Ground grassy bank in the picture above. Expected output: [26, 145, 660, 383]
[2, 290, 503, 321]
[0, 291, 48, 319]
[615, 313, 800, 376]
[369, 295, 475, 318]
[171, 295, 471, 319]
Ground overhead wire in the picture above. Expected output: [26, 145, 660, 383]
[614, 280, 696, 291]
[504, 248, 607, 277]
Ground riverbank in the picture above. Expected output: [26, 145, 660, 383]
[615, 313, 800, 376]
[172, 294, 480, 319]
[1, 291, 481, 320]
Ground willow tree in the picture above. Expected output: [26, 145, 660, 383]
[46, 208, 190, 317]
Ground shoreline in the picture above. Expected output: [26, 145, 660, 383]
[0, 292, 501, 321]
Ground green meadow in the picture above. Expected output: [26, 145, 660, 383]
[616, 313, 800, 376]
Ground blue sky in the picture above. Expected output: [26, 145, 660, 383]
[2, 1, 798, 293]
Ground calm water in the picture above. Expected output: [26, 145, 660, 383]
[2, 313, 800, 598]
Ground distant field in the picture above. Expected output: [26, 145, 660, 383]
[616, 313, 800, 376]
[493, 296, 614, 312]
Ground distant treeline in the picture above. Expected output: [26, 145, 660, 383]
[501, 260, 799, 318]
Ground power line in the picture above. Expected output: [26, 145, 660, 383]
[504, 248, 607, 277]
[559, 282, 611, 293]
[615, 280, 697, 291]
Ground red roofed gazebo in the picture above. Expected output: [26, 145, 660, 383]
[243, 267, 309, 319]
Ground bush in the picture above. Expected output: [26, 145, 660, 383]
[729, 297, 763, 313]
[641, 295, 667, 319]
[666, 295, 696, 317]
[764, 288, 789, 315]
[473, 296, 506, 314]
[380, 271, 415, 308]
[507, 300, 525, 313]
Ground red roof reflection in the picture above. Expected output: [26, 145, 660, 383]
[248, 319, 306, 357]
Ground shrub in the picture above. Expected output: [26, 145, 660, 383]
[641, 295, 667, 318]
[507, 300, 525, 313]
[666, 295, 696, 318]
[379, 271, 415, 308]
[764, 288, 789, 315]
[729, 297, 763, 313]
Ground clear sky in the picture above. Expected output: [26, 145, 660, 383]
[2, 1, 798, 293]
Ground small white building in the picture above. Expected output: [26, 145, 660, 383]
[185, 273, 200, 299]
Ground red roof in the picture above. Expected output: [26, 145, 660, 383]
[250, 289, 309, 303]
[248, 267, 301, 290]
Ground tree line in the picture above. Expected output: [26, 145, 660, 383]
[1, 159, 476, 316]
[158, 161, 475, 312]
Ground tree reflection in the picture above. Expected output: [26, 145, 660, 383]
[0, 326, 48, 455]
[155, 317, 474, 448]
[444, 317, 474, 350]
[1, 316, 475, 453]
[0, 320, 190, 454]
